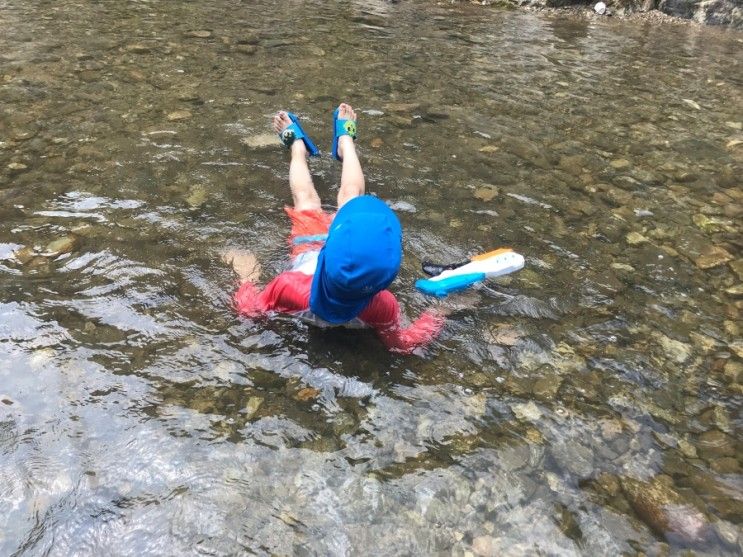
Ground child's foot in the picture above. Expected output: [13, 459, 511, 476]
[272, 111, 307, 157]
[335, 103, 357, 161]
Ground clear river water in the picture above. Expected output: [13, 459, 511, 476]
[1, 0, 742, 555]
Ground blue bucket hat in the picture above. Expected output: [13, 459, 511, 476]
[310, 195, 402, 324]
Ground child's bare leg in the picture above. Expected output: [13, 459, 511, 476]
[221, 249, 261, 283]
[335, 103, 365, 208]
[273, 111, 321, 211]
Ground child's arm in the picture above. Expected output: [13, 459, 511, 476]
[360, 291, 446, 354]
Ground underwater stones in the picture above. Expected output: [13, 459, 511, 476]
[293, 387, 320, 401]
[45, 235, 78, 257]
[383, 102, 420, 113]
[471, 535, 495, 556]
[236, 34, 260, 46]
[723, 203, 743, 218]
[598, 419, 624, 441]
[486, 324, 521, 346]
[678, 438, 698, 459]
[552, 440, 594, 479]
[244, 396, 263, 419]
[695, 244, 733, 269]
[125, 43, 151, 54]
[724, 284, 743, 298]
[473, 185, 499, 202]
[713, 520, 741, 548]
[723, 360, 743, 384]
[184, 30, 212, 38]
[241, 133, 278, 150]
[593, 472, 621, 498]
[558, 154, 588, 176]
[185, 185, 208, 208]
[387, 200, 416, 213]
[653, 333, 692, 364]
[7, 162, 28, 172]
[510, 401, 541, 422]
[236, 44, 258, 55]
[698, 405, 732, 433]
[167, 110, 192, 122]
[696, 430, 736, 458]
[724, 320, 739, 337]
[692, 213, 735, 233]
[710, 457, 740, 474]
[729, 340, 743, 358]
[620, 476, 710, 544]
[13, 246, 35, 264]
[10, 124, 38, 141]
[612, 175, 643, 191]
[610, 159, 631, 171]
[625, 231, 649, 245]
[689, 331, 718, 353]
[503, 138, 551, 169]
[532, 375, 562, 401]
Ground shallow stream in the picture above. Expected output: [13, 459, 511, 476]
[1, 0, 742, 554]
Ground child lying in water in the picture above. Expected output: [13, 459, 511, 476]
[227, 103, 444, 353]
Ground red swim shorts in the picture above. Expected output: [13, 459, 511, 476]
[285, 207, 334, 258]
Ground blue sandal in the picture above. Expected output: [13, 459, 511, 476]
[331, 107, 357, 161]
[278, 112, 320, 157]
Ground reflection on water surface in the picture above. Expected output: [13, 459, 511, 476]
[1, 0, 742, 554]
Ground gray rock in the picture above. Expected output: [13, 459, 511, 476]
[552, 440, 594, 478]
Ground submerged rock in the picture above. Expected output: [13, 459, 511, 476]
[244, 396, 263, 419]
[184, 30, 212, 38]
[236, 44, 258, 55]
[186, 185, 208, 208]
[473, 186, 499, 202]
[694, 245, 733, 269]
[695, 430, 735, 458]
[510, 401, 542, 422]
[13, 246, 35, 264]
[626, 231, 649, 245]
[620, 476, 711, 544]
[167, 110, 192, 122]
[45, 235, 78, 257]
[241, 133, 278, 150]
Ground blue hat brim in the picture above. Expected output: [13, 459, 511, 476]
[309, 248, 374, 324]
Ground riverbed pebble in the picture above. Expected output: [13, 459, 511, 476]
[626, 231, 649, 245]
[185, 30, 212, 38]
[45, 235, 78, 257]
[241, 134, 278, 150]
[694, 245, 733, 269]
[167, 110, 192, 122]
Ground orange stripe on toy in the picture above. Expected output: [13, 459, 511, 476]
[471, 248, 513, 261]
